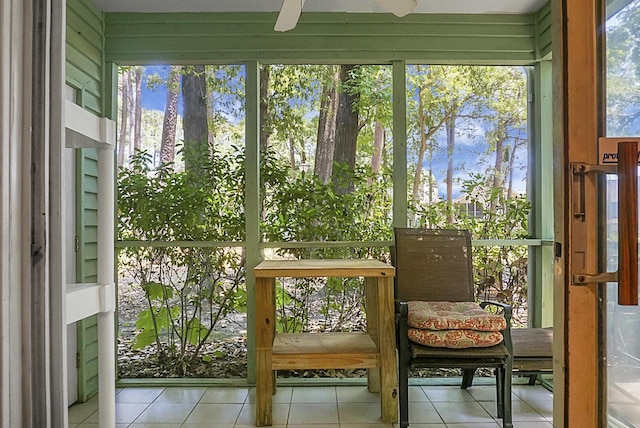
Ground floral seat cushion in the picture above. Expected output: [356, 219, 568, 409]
[407, 301, 507, 332]
[408, 328, 504, 349]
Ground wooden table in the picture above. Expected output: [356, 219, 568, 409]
[254, 259, 398, 426]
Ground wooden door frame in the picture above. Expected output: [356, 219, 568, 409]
[553, 0, 605, 426]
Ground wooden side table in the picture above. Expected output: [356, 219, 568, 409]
[254, 259, 398, 426]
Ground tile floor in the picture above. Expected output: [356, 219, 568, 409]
[68, 382, 553, 427]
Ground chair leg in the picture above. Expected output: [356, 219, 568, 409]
[528, 374, 539, 385]
[502, 357, 513, 428]
[399, 361, 410, 428]
[461, 368, 475, 389]
[495, 367, 504, 419]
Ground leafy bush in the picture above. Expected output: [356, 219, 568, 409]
[117, 151, 245, 375]
[261, 152, 393, 332]
[117, 149, 531, 377]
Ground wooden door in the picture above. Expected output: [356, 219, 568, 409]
[556, 0, 640, 426]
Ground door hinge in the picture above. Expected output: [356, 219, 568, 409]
[75, 236, 80, 252]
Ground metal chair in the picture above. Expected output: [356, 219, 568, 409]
[393, 228, 513, 428]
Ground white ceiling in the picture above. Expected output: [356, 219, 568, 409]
[91, 0, 548, 14]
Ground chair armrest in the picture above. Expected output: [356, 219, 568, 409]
[396, 300, 409, 317]
[395, 301, 411, 356]
[480, 301, 512, 323]
[479, 301, 513, 354]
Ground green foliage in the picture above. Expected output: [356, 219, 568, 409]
[411, 174, 531, 323]
[606, 2, 640, 135]
[261, 149, 393, 332]
[118, 150, 246, 376]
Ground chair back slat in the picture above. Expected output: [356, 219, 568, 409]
[393, 228, 474, 302]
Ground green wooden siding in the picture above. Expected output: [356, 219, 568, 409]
[74, 148, 100, 403]
[76, 150, 100, 283]
[535, 3, 552, 59]
[105, 12, 541, 65]
[67, 0, 105, 403]
[66, 0, 104, 116]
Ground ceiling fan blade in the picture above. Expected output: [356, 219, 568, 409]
[374, 0, 417, 17]
[274, 0, 306, 32]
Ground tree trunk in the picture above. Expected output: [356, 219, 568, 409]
[412, 84, 427, 204]
[182, 65, 209, 172]
[371, 121, 384, 174]
[332, 65, 360, 194]
[133, 67, 143, 153]
[260, 65, 270, 153]
[126, 71, 135, 160]
[490, 137, 505, 212]
[446, 113, 456, 204]
[117, 70, 129, 167]
[445, 113, 457, 223]
[314, 66, 339, 184]
[160, 66, 180, 165]
[288, 137, 296, 169]
[507, 135, 524, 199]
[506, 144, 514, 199]
[206, 67, 216, 148]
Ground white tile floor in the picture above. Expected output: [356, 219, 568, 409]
[68, 383, 553, 427]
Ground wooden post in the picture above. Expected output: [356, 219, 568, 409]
[555, 0, 601, 426]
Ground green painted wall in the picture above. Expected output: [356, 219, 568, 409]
[67, 0, 104, 116]
[105, 12, 544, 65]
[535, 3, 552, 59]
[67, 0, 105, 403]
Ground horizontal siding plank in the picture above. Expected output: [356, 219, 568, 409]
[82, 163, 98, 180]
[66, 0, 104, 117]
[81, 175, 99, 194]
[536, 2, 552, 24]
[66, 30, 102, 67]
[106, 35, 534, 54]
[537, 9, 551, 29]
[67, 7, 103, 52]
[84, 210, 98, 225]
[82, 243, 98, 260]
[84, 360, 99, 378]
[109, 51, 536, 66]
[105, 22, 535, 38]
[535, 2, 551, 59]
[105, 12, 535, 26]
[538, 28, 552, 57]
[82, 196, 98, 212]
[84, 227, 98, 243]
[105, 12, 537, 64]
[66, 46, 102, 84]
[66, 68, 100, 100]
[71, 0, 103, 26]
[83, 263, 98, 281]
[83, 342, 99, 361]
[65, 55, 101, 88]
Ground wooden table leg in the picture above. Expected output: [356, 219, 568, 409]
[365, 276, 381, 393]
[256, 277, 275, 426]
[377, 276, 398, 423]
[256, 348, 272, 426]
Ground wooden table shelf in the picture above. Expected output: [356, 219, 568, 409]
[272, 332, 379, 370]
[254, 259, 398, 426]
